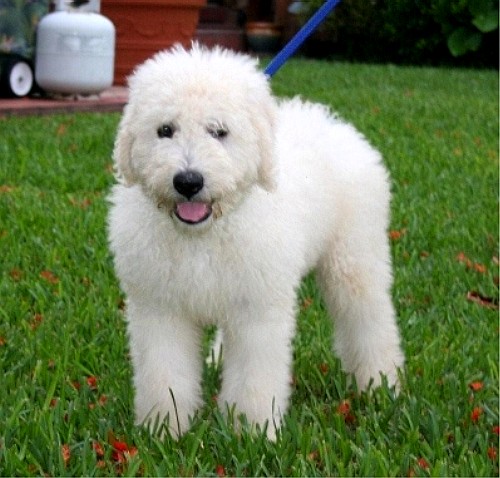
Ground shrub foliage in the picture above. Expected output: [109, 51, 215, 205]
[301, 0, 498, 67]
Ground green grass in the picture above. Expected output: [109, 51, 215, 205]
[0, 60, 498, 476]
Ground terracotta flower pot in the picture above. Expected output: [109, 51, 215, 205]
[101, 0, 206, 85]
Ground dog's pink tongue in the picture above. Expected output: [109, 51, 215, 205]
[176, 202, 210, 223]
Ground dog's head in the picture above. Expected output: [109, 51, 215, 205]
[114, 43, 277, 232]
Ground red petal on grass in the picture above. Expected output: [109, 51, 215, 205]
[112, 450, 125, 464]
[215, 464, 226, 477]
[301, 296, 314, 310]
[93, 442, 105, 457]
[456, 252, 472, 267]
[127, 447, 138, 459]
[108, 430, 138, 463]
[469, 381, 484, 392]
[337, 400, 356, 424]
[112, 440, 129, 452]
[487, 446, 497, 460]
[86, 376, 98, 390]
[456, 252, 467, 261]
[40, 270, 59, 284]
[473, 263, 487, 274]
[389, 229, 407, 240]
[337, 400, 351, 416]
[98, 394, 107, 406]
[112, 447, 138, 464]
[492, 425, 500, 436]
[61, 444, 71, 467]
[319, 363, 329, 375]
[417, 458, 430, 470]
[69, 196, 92, 209]
[56, 122, 69, 136]
[9, 268, 23, 281]
[30, 313, 43, 330]
[471, 406, 483, 423]
[466, 291, 499, 310]
[0, 336, 6, 346]
[457, 253, 488, 274]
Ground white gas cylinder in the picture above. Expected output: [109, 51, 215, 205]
[35, 11, 115, 94]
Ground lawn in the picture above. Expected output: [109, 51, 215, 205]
[0, 59, 498, 477]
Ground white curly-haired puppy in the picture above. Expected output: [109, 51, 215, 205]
[108, 44, 404, 439]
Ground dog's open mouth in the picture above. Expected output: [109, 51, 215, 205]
[175, 202, 212, 224]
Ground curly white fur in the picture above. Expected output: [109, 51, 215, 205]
[108, 44, 404, 440]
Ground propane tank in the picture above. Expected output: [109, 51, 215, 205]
[35, 1, 115, 94]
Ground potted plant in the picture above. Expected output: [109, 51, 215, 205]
[246, 21, 281, 54]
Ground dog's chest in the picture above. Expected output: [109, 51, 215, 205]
[156, 236, 253, 323]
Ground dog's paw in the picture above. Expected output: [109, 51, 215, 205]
[351, 351, 405, 393]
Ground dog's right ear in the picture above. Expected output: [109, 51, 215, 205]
[113, 105, 136, 185]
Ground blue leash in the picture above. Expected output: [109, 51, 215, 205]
[264, 0, 342, 77]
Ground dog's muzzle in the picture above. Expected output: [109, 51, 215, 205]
[173, 170, 212, 225]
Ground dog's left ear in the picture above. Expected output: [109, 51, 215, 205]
[253, 99, 278, 192]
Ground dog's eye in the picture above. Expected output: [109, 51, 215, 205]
[157, 124, 175, 139]
[208, 127, 228, 140]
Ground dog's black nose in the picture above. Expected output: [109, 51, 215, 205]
[173, 170, 204, 199]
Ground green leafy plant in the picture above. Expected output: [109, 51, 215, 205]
[445, 0, 499, 56]
[0, 0, 49, 57]
[300, 0, 498, 66]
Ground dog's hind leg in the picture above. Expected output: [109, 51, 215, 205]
[127, 301, 204, 438]
[316, 222, 404, 391]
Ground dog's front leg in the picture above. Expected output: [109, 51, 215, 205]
[218, 311, 295, 440]
[126, 301, 203, 438]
